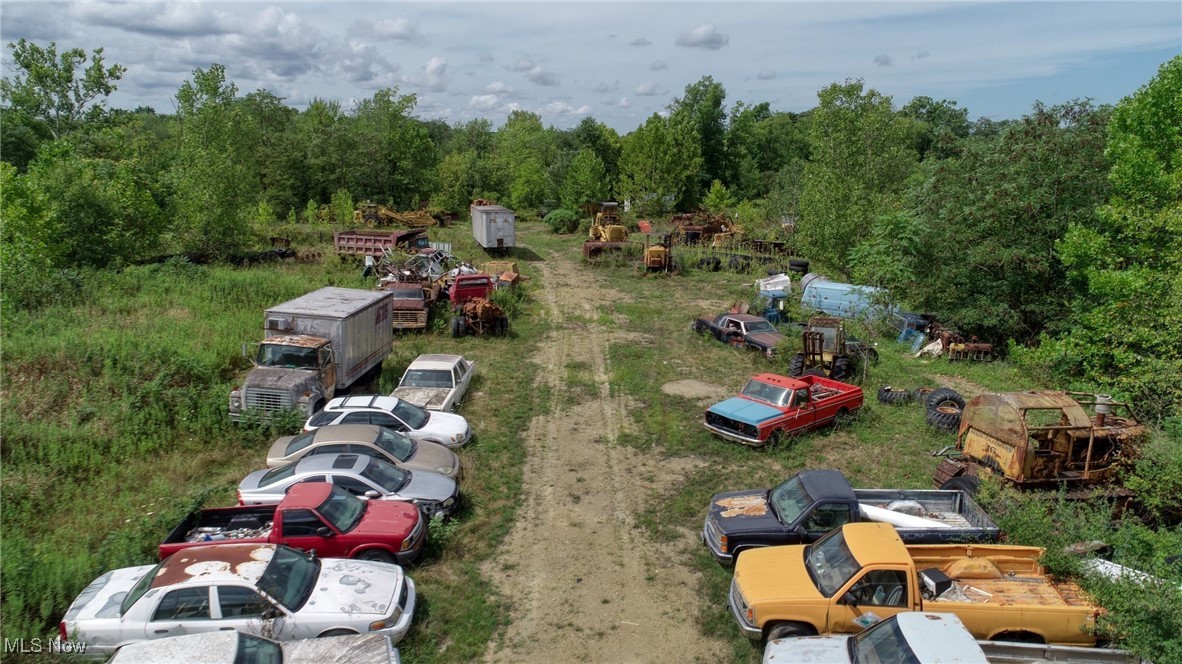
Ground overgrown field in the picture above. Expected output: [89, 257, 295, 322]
[2, 221, 1180, 663]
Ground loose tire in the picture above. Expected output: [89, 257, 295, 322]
[830, 356, 852, 381]
[788, 353, 806, 377]
[450, 316, 465, 338]
[926, 387, 965, 413]
[877, 386, 913, 405]
[698, 257, 721, 272]
[912, 387, 934, 402]
[940, 476, 980, 496]
[766, 621, 816, 641]
[357, 549, 396, 564]
[927, 405, 963, 432]
[498, 316, 510, 336]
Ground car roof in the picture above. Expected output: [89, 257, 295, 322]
[294, 453, 369, 474]
[154, 544, 277, 590]
[325, 395, 402, 412]
[725, 314, 767, 323]
[311, 424, 382, 443]
[284, 482, 335, 505]
[406, 354, 465, 369]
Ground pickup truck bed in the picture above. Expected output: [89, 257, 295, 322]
[162, 505, 276, 545]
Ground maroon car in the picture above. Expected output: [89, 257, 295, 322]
[693, 313, 785, 359]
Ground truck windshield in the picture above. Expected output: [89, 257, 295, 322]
[235, 634, 283, 664]
[402, 369, 453, 388]
[741, 379, 790, 407]
[360, 457, 411, 493]
[256, 344, 319, 369]
[257, 546, 320, 612]
[388, 288, 424, 301]
[768, 476, 813, 526]
[375, 428, 416, 462]
[804, 528, 861, 597]
[317, 486, 367, 533]
[850, 618, 920, 664]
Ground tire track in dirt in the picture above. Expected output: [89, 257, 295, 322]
[483, 249, 725, 663]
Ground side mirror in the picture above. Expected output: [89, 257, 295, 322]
[794, 525, 808, 538]
[364, 490, 381, 500]
[841, 591, 859, 607]
[316, 527, 333, 537]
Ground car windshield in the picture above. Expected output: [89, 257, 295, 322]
[256, 546, 320, 612]
[768, 476, 813, 526]
[392, 399, 430, 430]
[401, 369, 454, 388]
[740, 379, 790, 407]
[120, 560, 167, 615]
[316, 485, 367, 533]
[256, 344, 318, 370]
[743, 320, 776, 334]
[235, 634, 283, 664]
[284, 431, 316, 456]
[850, 618, 920, 664]
[259, 465, 298, 488]
[374, 427, 416, 462]
[360, 457, 410, 493]
[804, 528, 862, 597]
[388, 288, 424, 301]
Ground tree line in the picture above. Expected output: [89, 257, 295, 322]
[2, 39, 1178, 420]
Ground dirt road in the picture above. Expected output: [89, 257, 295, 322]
[483, 249, 726, 663]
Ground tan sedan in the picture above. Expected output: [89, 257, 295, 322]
[267, 424, 461, 480]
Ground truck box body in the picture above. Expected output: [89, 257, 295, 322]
[471, 204, 516, 250]
[703, 469, 999, 565]
[334, 229, 430, 257]
[263, 287, 393, 390]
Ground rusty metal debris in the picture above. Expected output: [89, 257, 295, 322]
[716, 495, 769, 518]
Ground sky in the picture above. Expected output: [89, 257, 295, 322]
[1, 1, 1179, 132]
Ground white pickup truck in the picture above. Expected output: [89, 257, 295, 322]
[763, 612, 1144, 664]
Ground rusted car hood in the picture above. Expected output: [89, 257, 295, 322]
[302, 559, 401, 618]
[390, 300, 426, 311]
[244, 366, 315, 390]
[708, 489, 783, 534]
[64, 565, 155, 622]
[393, 387, 449, 410]
[746, 332, 784, 348]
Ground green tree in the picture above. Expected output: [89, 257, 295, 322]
[617, 113, 702, 217]
[668, 76, 727, 205]
[571, 116, 621, 186]
[797, 79, 918, 275]
[902, 96, 970, 160]
[169, 64, 256, 256]
[1, 39, 126, 139]
[701, 179, 735, 216]
[347, 88, 437, 207]
[560, 148, 609, 211]
[241, 90, 301, 217]
[1043, 56, 1182, 420]
[509, 158, 551, 212]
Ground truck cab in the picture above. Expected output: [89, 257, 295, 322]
[230, 335, 335, 420]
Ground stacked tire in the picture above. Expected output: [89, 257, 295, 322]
[925, 388, 965, 432]
[876, 386, 913, 405]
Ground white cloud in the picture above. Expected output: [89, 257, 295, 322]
[676, 23, 729, 50]
[544, 100, 591, 116]
[757, 69, 775, 80]
[635, 81, 664, 96]
[404, 56, 449, 91]
[617, 97, 631, 108]
[630, 37, 651, 46]
[874, 54, 894, 67]
[526, 65, 559, 86]
[70, 2, 232, 37]
[469, 94, 500, 110]
[650, 60, 667, 71]
[363, 17, 423, 43]
[339, 40, 400, 84]
[592, 81, 619, 94]
[484, 81, 515, 95]
[507, 56, 535, 72]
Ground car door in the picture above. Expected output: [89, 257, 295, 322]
[366, 412, 410, 433]
[827, 568, 915, 633]
[785, 388, 818, 432]
[144, 586, 213, 641]
[211, 585, 302, 640]
[277, 508, 341, 556]
[332, 475, 388, 499]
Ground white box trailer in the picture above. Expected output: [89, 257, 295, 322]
[471, 203, 516, 252]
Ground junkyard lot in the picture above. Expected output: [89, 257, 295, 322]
[1, 220, 1044, 663]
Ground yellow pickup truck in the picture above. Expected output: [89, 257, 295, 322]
[730, 522, 1102, 645]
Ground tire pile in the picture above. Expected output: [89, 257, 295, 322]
[876, 385, 965, 432]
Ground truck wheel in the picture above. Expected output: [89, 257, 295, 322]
[788, 353, 805, 376]
[926, 406, 962, 433]
[497, 317, 509, 336]
[830, 356, 852, 381]
[766, 621, 816, 641]
[877, 386, 913, 405]
[357, 549, 396, 564]
[450, 316, 465, 338]
[940, 476, 979, 496]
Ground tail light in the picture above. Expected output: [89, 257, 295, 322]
[236, 491, 244, 506]
[59, 621, 68, 641]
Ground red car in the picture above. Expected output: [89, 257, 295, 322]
[704, 373, 864, 446]
[159, 483, 425, 565]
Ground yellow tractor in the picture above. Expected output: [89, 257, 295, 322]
[641, 234, 673, 272]
[584, 202, 630, 259]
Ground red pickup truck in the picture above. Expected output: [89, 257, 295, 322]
[448, 273, 496, 306]
[703, 373, 864, 446]
[158, 483, 426, 565]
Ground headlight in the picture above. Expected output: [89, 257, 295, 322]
[230, 397, 241, 409]
[297, 402, 311, 414]
[719, 534, 728, 553]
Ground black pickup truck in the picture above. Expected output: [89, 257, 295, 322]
[701, 469, 999, 566]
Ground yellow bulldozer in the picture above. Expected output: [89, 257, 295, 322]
[583, 202, 630, 259]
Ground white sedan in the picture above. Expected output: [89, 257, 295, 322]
[59, 544, 415, 658]
[305, 395, 471, 448]
[109, 630, 401, 664]
[392, 354, 475, 412]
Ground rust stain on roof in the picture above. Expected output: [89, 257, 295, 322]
[262, 334, 326, 348]
[716, 495, 769, 517]
[154, 544, 274, 588]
